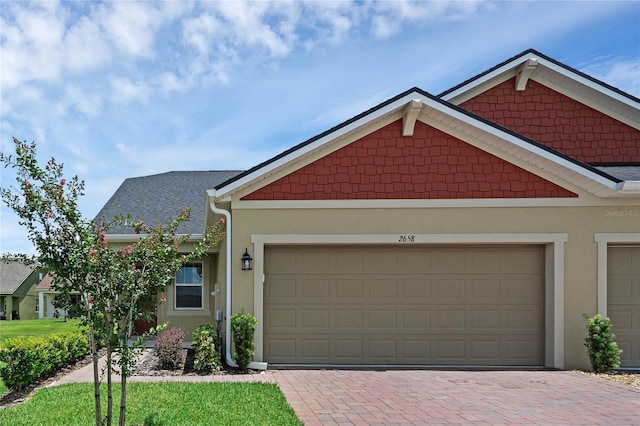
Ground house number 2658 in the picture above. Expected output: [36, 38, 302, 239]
[398, 235, 416, 243]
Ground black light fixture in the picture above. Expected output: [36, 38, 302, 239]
[241, 248, 253, 271]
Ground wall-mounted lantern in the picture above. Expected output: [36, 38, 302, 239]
[241, 248, 253, 271]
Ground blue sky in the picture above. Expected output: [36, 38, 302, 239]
[1, 0, 639, 255]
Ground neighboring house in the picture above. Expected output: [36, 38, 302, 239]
[0, 259, 41, 321]
[35, 273, 81, 319]
[97, 49, 640, 370]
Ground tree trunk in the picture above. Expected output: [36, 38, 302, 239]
[88, 314, 103, 426]
[106, 348, 113, 426]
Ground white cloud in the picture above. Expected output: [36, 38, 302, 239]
[97, 1, 162, 58]
[585, 60, 640, 98]
[62, 84, 103, 117]
[110, 77, 149, 103]
[0, 1, 66, 89]
[63, 13, 111, 72]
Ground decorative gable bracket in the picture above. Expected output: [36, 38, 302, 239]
[403, 99, 423, 136]
[515, 58, 539, 91]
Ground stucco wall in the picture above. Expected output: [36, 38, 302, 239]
[229, 202, 640, 369]
[157, 254, 219, 338]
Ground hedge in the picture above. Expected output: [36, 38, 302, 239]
[0, 330, 89, 391]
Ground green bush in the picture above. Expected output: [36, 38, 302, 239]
[584, 314, 622, 373]
[191, 324, 221, 372]
[154, 327, 185, 370]
[0, 330, 89, 391]
[230, 311, 257, 371]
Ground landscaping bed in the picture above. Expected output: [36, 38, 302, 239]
[132, 348, 260, 376]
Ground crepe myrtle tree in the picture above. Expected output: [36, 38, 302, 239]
[1, 138, 225, 426]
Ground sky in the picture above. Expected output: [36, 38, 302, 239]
[1, 0, 639, 255]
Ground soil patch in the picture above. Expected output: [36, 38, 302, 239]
[133, 348, 258, 376]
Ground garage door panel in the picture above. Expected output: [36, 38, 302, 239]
[265, 308, 297, 330]
[505, 308, 542, 330]
[401, 310, 431, 328]
[368, 310, 397, 328]
[402, 340, 431, 359]
[402, 279, 431, 298]
[435, 279, 466, 299]
[470, 309, 501, 329]
[266, 278, 296, 299]
[335, 340, 363, 359]
[369, 279, 398, 298]
[301, 339, 329, 359]
[265, 245, 544, 365]
[335, 309, 363, 328]
[608, 247, 640, 367]
[369, 340, 397, 359]
[335, 279, 364, 298]
[435, 309, 466, 329]
[471, 279, 501, 298]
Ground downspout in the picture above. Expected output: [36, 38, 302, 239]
[209, 193, 267, 370]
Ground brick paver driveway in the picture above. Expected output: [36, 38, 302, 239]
[270, 369, 640, 425]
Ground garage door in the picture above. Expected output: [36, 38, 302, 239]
[264, 245, 544, 366]
[607, 246, 640, 368]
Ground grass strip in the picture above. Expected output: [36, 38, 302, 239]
[0, 381, 301, 425]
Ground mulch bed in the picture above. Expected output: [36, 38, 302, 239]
[132, 348, 258, 376]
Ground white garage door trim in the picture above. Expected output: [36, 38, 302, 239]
[251, 233, 567, 369]
[595, 233, 640, 316]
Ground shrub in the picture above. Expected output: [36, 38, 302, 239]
[192, 324, 221, 372]
[584, 314, 622, 373]
[0, 330, 89, 391]
[230, 311, 257, 371]
[154, 327, 185, 370]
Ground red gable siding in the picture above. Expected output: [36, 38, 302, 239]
[460, 78, 640, 164]
[241, 120, 576, 200]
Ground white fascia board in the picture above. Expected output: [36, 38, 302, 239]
[532, 58, 640, 110]
[442, 54, 639, 112]
[619, 181, 640, 194]
[441, 54, 531, 101]
[422, 97, 621, 193]
[213, 91, 428, 201]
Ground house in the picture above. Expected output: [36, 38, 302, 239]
[97, 49, 640, 370]
[0, 259, 41, 321]
[35, 273, 82, 319]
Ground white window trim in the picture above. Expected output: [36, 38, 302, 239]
[250, 233, 567, 369]
[174, 263, 204, 310]
[595, 233, 640, 316]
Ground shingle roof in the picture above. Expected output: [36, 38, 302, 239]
[95, 171, 243, 235]
[595, 166, 640, 181]
[0, 259, 37, 294]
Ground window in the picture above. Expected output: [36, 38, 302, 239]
[35, 297, 39, 312]
[175, 263, 203, 309]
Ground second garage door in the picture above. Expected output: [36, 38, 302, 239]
[264, 245, 544, 366]
[607, 246, 640, 368]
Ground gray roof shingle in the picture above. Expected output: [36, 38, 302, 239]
[595, 166, 640, 181]
[0, 260, 38, 294]
[95, 171, 243, 235]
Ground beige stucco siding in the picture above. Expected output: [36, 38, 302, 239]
[157, 254, 219, 338]
[228, 203, 640, 369]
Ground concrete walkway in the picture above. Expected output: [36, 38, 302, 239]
[52, 361, 640, 425]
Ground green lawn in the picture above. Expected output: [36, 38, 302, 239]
[0, 318, 82, 341]
[0, 382, 302, 425]
[0, 318, 83, 395]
